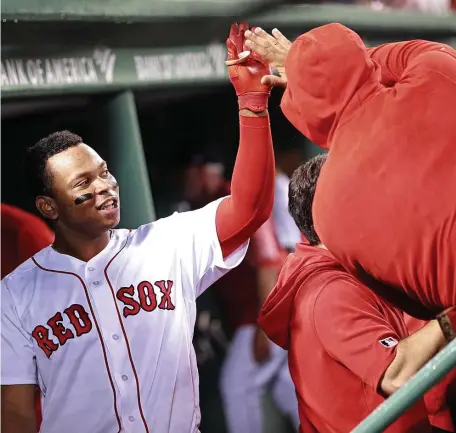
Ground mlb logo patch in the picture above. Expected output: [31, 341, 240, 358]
[379, 337, 399, 348]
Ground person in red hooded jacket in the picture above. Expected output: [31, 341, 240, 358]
[245, 25, 456, 328]
[258, 154, 454, 433]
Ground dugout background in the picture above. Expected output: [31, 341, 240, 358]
[2, 1, 456, 432]
[1, 86, 312, 219]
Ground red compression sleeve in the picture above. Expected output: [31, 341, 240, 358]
[216, 114, 275, 258]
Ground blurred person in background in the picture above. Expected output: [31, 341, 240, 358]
[1, 203, 55, 279]
[1, 203, 55, 433]
[181, 153, 300, 433]
[273, 144, 304, 253]
[178, 154, 232, 433]
[218, 216, 300, 433]
[176, 153, 229, 213]
[259, 154, 452, 433]
[360, 0, 453, 14]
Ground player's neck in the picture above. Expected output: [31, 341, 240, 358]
[52, 227, 112, 263]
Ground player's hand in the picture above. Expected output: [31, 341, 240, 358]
[253, 326, 271, 364]
[226, 22, 272, 112]
[244, 27, 291, 89]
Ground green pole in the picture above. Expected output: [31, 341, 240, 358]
[352, 339, 456, 433]
[102, 91, 156, 228]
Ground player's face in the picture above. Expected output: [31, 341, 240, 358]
[46, 144, 120, 235]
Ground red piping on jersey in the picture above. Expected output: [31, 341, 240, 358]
[104, 236, 150, 433]
[31, 256, 122, 433]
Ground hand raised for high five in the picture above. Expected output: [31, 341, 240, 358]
[244, 27, 292, 88]
[225, 22, 272, 113]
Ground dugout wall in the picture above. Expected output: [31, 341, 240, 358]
[3, 3, 455, 225]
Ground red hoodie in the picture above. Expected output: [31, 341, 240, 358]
[282, 24, 456, 313]
[259, 243, 431, 433]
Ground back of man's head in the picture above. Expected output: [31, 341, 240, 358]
[288, 153, 327, 246]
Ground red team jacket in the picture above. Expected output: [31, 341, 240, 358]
[259, 243, 433, 433]
[1, 203, 55, 432]
[282, 24, 456, 313]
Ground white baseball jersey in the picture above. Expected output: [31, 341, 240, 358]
[273, 173, 301, 250]
[1, 198, 248, 433]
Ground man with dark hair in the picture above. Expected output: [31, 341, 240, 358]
[258, 155, 453, 433]
[1, 23, 275, 433]
[287, 153, 326, 246]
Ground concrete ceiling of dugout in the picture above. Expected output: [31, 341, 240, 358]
[2, 2, 455, 50]
[1, 0, 284, 51]
[2, 0, 454, 102]
[1, 0, 279, 21]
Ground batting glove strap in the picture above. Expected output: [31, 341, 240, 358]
[238, 93, 269, 113]
[437, 307, 456, 343]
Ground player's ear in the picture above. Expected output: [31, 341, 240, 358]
[36, 195, 59, 221]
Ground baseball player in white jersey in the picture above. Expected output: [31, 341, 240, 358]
[1, 22, 276, 433]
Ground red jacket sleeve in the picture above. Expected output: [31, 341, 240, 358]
[314, 276, 404, 392]
[216, 114, 275, 258]
[367, 40, 456, 86]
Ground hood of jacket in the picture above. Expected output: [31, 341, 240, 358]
[281, 23, 380, 148]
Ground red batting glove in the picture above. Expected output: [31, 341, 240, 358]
[226, 22, 272, 113]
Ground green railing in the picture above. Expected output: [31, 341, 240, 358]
[352, 338, 456, 433]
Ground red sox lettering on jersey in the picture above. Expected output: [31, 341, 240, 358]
[32, 280, 176, 358]
[117, 280, 175, 318]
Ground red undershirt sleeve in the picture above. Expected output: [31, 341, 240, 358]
[216, 114, 275, 258]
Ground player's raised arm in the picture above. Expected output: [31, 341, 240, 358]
[367, 40, 456, 87]
[216, 22, 275, 258]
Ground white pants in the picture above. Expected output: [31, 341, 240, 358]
[220, 325, 300, 433]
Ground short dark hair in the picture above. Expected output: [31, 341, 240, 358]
[288, 153, 327, 246]
[24, 130, 83, 197]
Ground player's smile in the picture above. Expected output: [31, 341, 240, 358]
[96, 196, 120, 216]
